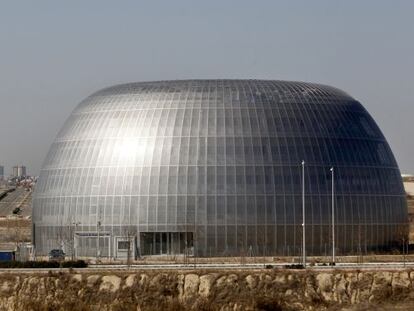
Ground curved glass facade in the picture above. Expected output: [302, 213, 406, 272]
[32, 80, 407, 257]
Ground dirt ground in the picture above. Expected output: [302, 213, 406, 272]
[0, 218, 31, 245]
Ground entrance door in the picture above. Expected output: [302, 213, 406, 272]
[114, 236, 135, 259]
[140, 232, 193, 255]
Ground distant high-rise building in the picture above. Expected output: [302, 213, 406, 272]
[0, 166, 4, 180]
[12, 166, 26, 177]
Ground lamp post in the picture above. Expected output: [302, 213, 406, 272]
[96, 204, 102, 263]
[330, 167, 335, 265]
[97, 220, 101, 263]
[302, 160, 306, 268]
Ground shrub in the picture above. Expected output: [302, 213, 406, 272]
[283, 264, 304, 269]
[255, 296, 284, 311]
[0, 260, 87, 268]
[61, 260, 88, 268]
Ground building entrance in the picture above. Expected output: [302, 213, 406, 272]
[140, 232, 193, 256]
[74, 232, 111, 258]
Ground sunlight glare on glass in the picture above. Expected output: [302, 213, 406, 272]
[117, 138, 145, 163]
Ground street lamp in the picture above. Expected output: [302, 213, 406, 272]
[96, 205, 102, 263]
[330, 167, 335, 265]
[97, 220, 101, 262]
[302, 160, 306, 268]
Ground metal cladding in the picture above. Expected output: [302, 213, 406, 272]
[32, 80, 407, 257]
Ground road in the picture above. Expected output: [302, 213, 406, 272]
[0, 187, 31, 217]
[2, 261, 414, 273]
[87, 261, 414, 270]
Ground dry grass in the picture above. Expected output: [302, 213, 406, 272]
[0, 270, 317, 311]
[0, 218, 31, 243]
[2, 268, 414, 310]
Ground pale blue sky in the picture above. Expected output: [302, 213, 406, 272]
[0, 1, 413, 175]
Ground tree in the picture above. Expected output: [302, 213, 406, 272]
[120, 226, 136, 267]
[395, 222, 409, 267]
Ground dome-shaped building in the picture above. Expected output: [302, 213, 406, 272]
[32, 80, 407, 258]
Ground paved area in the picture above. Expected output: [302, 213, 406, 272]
[404, 182, 414, 196]
[2, 261, 414, 273]
[0, 187, 32, 217]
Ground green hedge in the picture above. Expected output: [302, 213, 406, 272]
[283, 264, 304, 269]
[0, 260, 87, 268]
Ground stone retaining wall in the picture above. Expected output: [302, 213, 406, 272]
[1, 269, 414, 310]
